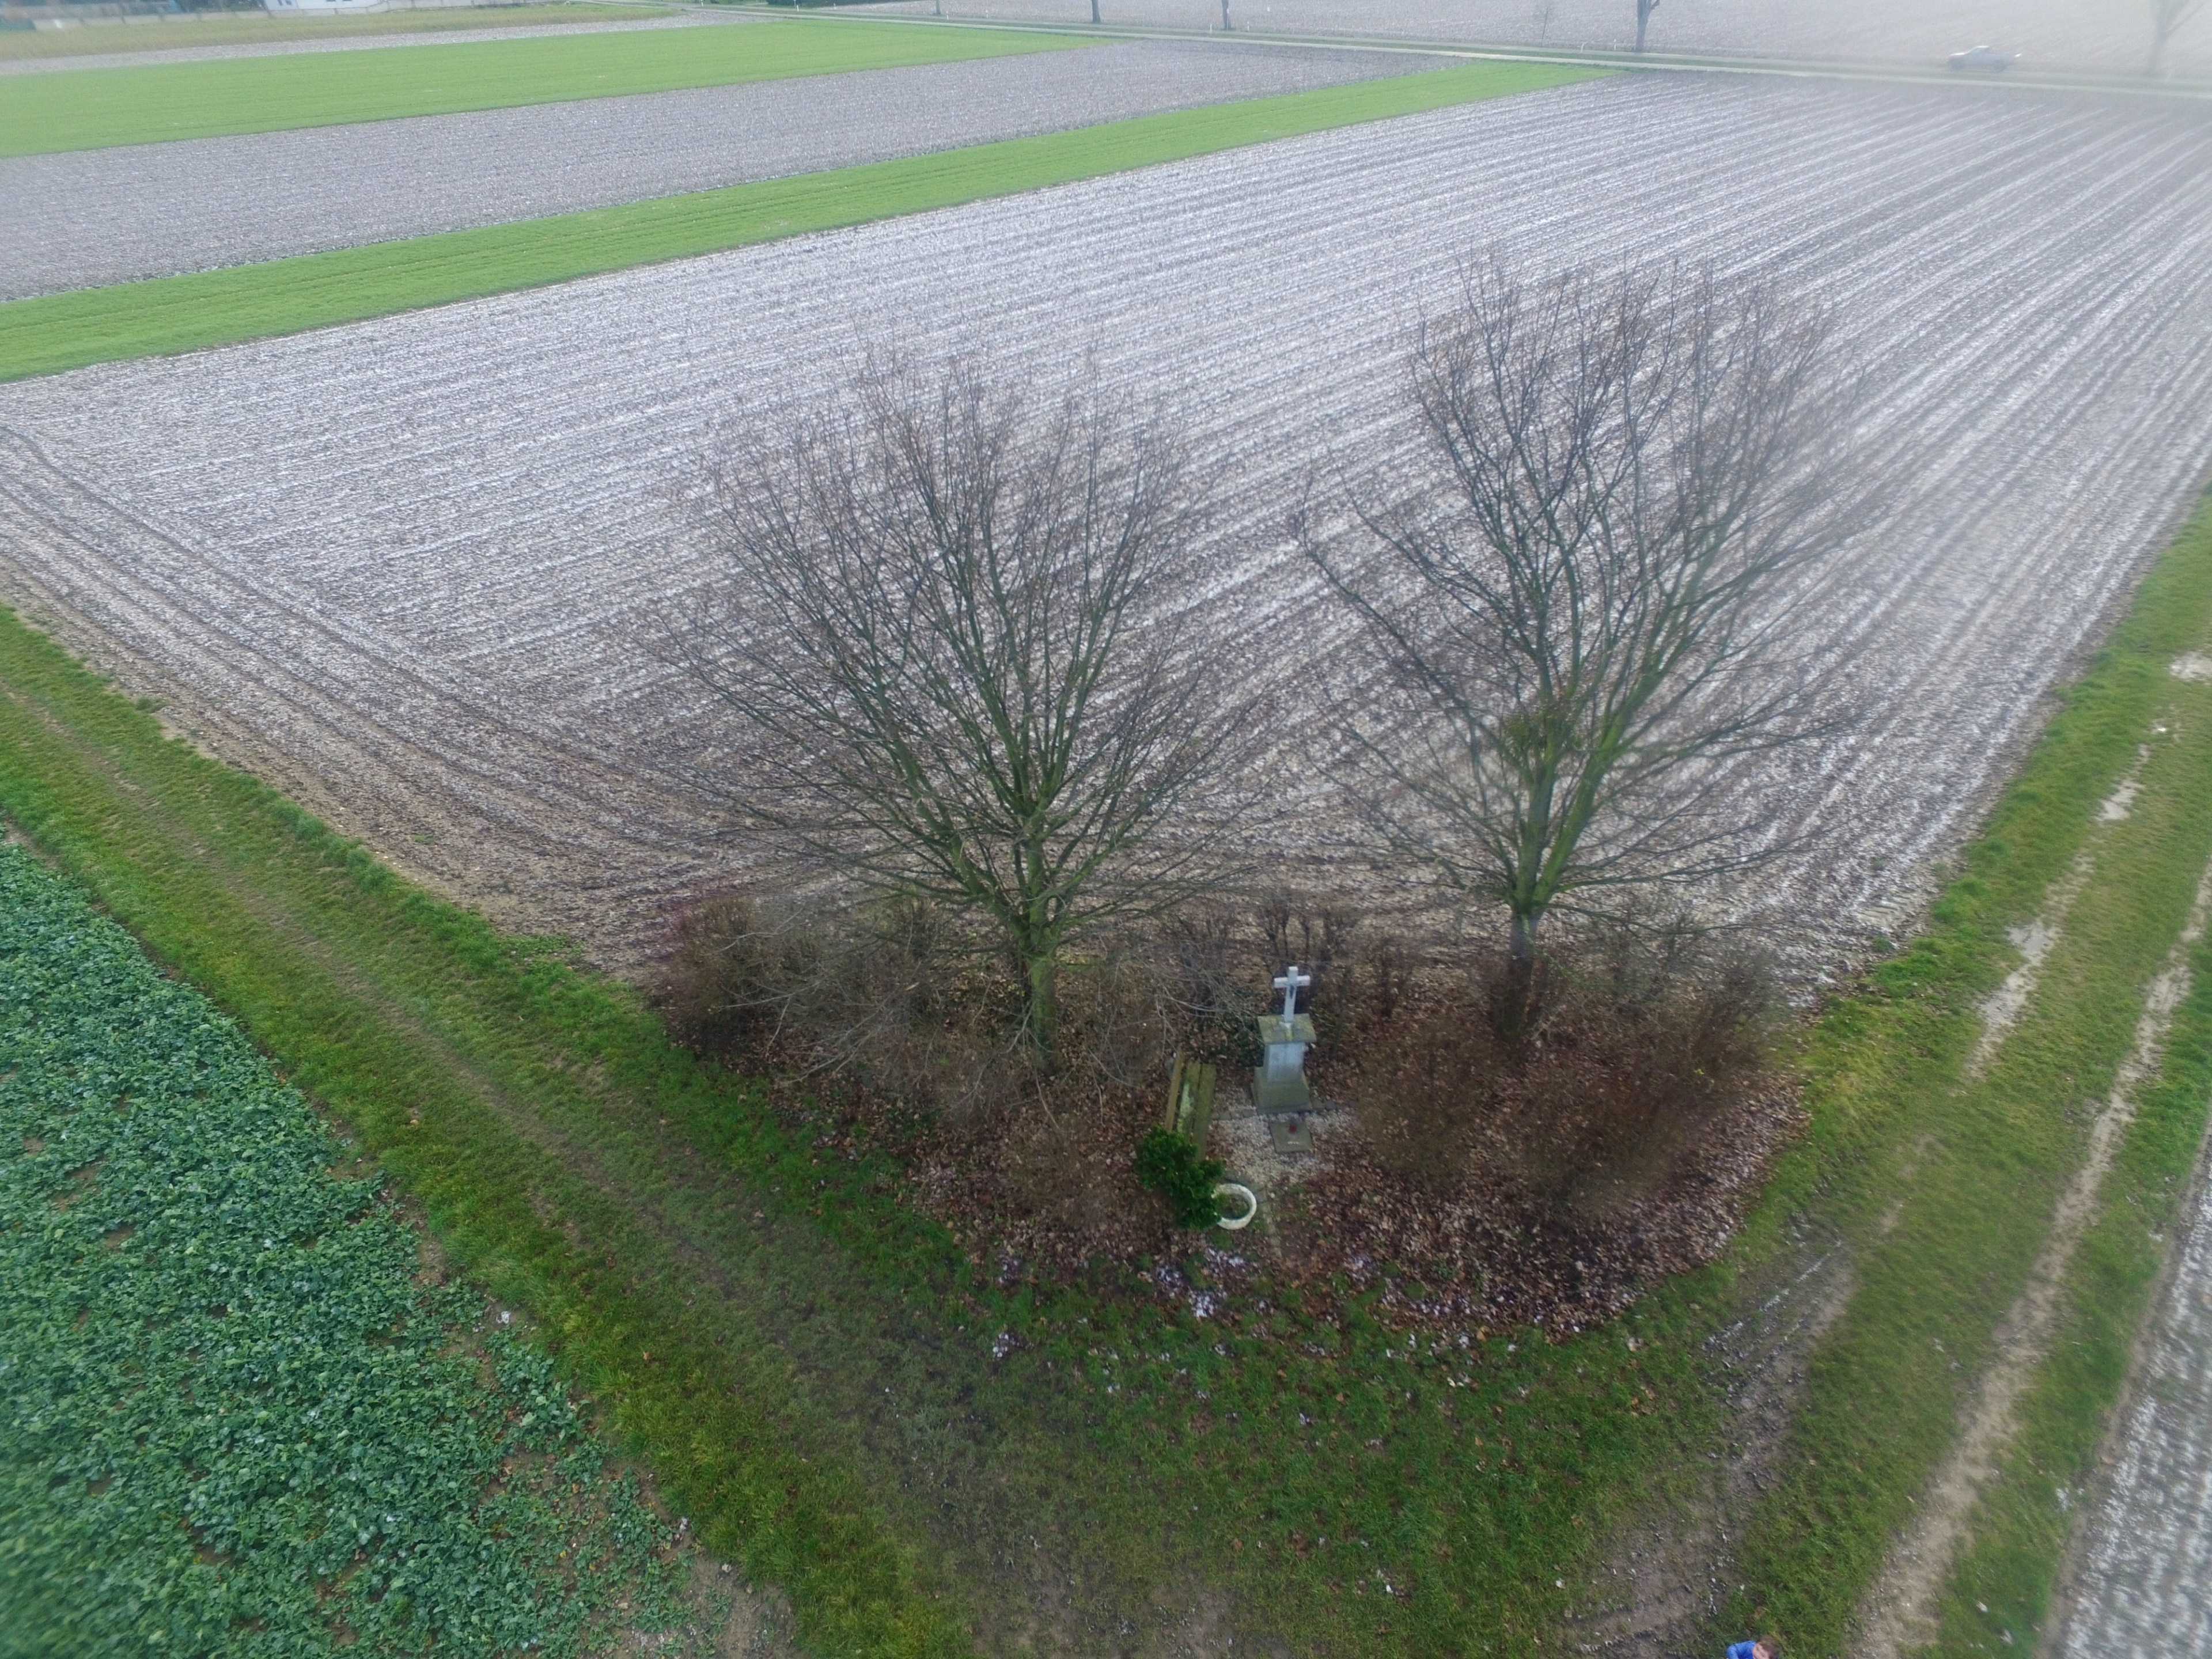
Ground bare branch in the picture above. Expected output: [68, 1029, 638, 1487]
[1301, 256, 1865, 1020]
[2150, 0, 2210, 74]
[677, 359, 1245, 1065]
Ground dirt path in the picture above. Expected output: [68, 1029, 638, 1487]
[1855, 855, 2212, 1659]
[1575, 1235, 1856, 1657]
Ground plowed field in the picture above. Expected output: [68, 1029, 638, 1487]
[0, 39, 1434, 298]
[2, 74, 2210, 970]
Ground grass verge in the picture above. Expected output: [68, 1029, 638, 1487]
[0, 13, 1081, 157]
[1, 497, 2206, 1654]
[0, 591, 1707, 1654]
[1711, 494, 2212, 1653]
[0, 3, 675, 63]
[0, 59, 1602, 383]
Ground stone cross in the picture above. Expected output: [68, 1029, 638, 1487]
[1273, 964, 1312, 1021]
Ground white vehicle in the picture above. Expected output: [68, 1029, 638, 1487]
[1948, 44, 2016, 71]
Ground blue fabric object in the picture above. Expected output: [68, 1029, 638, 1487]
[1728, 1645, 1763, 1659]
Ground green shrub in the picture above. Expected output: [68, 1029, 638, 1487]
[1134, 1128, 1225, 1228]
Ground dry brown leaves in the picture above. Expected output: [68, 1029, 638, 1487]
[1281, 1081, 1806, 1335]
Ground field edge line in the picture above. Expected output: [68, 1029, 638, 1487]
[0, 59, 1603, 383]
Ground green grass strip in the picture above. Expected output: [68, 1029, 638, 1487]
[0, 14, 1083, 158]
[1923, 514, 2212, 1656]
[0, 4, 677, 63]
[0, 59, 1602, 384]
[1714, 497, 2212, 1654]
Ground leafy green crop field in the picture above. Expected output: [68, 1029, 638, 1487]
[0, 14, 1084, 158]
[0, 60, 1601, 384]
[0, 839, 700, 1657]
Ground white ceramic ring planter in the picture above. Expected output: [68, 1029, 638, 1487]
[1214, 1183, 1258, 1231]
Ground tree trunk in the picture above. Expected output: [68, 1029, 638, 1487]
[1091, 0, 1100, 22]
[1025, 949, 1059, 1071]
[1635, 0, 1656, 52]
[1494, 911, 1540, 1045]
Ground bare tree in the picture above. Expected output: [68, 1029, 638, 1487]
[682, 362, 1240, 1068]
[1635, 0, 1658, 52]
[1300, 259, 1856, 1031]
[2149, 0, 2209, 74]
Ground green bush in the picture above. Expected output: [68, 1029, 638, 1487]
[1134, 1128, 1225, 1228]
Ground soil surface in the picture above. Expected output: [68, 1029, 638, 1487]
[3, 77, 2211, 979]
[0, 38, 1439, 298]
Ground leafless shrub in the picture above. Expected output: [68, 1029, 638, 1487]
[652, 890, 1025, 1119]
[654, 893, 833, 1061]
[1338, 925, 1777, 1214]
[1285, 920, 1793, 1331]
[653, 884, 1184, 1124]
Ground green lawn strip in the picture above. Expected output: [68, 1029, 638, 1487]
[0, 5, 676, 63]
[0, 14, 1081, 157]
[1716, 498, 2212, 1654]
[0, 59, 1601, 384]
[0, 838, 694, 1656]
[1923, 685, 2212, 1641]
[1929, 905, 2212, 1657]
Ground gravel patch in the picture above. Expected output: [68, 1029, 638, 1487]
[859, 0, 2212, 78]
[0, 37, 1437, 298]
[1, 77, 2209, 974]
[0, 11, 738, 78]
